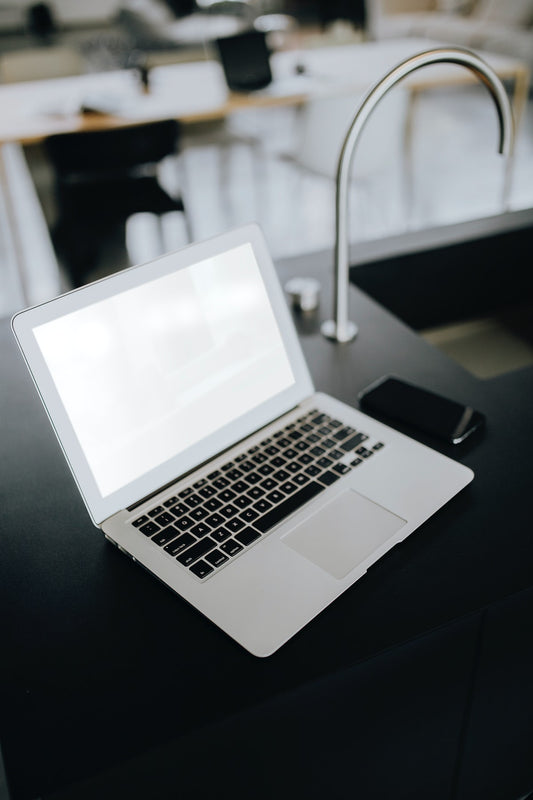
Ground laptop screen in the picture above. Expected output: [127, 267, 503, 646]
[32, 243, 295, 498]
[13, 225, 314, 524]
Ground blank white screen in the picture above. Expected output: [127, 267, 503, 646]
[33, 244, 295, 497]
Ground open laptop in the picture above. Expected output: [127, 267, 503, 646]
[12, 223, 473, 657]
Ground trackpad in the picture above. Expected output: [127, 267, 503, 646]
[282, 490, 406, 579]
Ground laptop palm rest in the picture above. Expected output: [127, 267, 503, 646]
[282, 490, 406, 580]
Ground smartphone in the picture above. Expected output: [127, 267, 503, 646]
[358, 375, 485, 445]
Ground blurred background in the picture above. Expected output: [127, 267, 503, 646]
[1, 0, 533, 377]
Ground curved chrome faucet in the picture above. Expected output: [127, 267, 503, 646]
[321, 47, 515, 343]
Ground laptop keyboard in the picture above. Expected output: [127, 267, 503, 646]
[130, 408, 385, 580]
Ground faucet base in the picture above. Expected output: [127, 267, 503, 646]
[321, 319, 358, 343]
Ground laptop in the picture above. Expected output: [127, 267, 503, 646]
[12, 223, 473, 657]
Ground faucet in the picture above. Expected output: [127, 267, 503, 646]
[321, 46, 515, 343]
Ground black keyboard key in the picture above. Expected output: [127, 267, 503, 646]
[333, 426, 355, 441]
[317, 456, 333, 469]
[285, 461, 301, 474]
[373, 442, 385, 451]
[175, 516, 195, 532]
[254, 481, 324, 533]
[221, 461, 235, 472]
[320, 470, 340, 486]
[266, 490, 285, 504]
[190, 507, 208, 522]
[132, 515, 149, 528]
[333, 463, 351, 475]
[288, 430, 303, 440]
[341, 432, 368, 451]
[305, 465, 321, 477]
[322, 438, 336, 449]
[148, 506, 165, 518]
[220, 504, 238, 519]
[260, 478, 277, 491]
[205, 549, 228, 568]
[240, 508, 260, 523]
[232, 480, 249, 494]
[279, 481, 297, 494]
[311, 413, 326, 424]
[329, 419, 343, 428]
[213, 476, 230, 490]
[235, 527, 261, 547]
[219, 488, 236, 503]
[140, 521, 160, 536]
[206, 512, 225, 528]
[294, 440, 309, 451]
[207, 469, 220, 480]
[252, 453, 268, 464]
[318, 426, 331, 436]
[258, 464, 274, 476]
[226, 517, 245, 533]
[170, 502, 189, 518]
[220, 539, 243, 557]
[204, 497, 222, 512]
[330, 449, 344, 460]
[199, 485, 217, 499]
[246, 472, 262, 485]
[310, 446, 325, 457]
[163, 497, 179, 508]
[211, 526, 232, 543]
[185, 493, 203, 508]
[191, 522, 210, 538]
[283, 447, 298, 459]
[306, 433, 320, 444]
[234, 495, 252, 509]
[273, 469, 290, 482]
[356, 447, 374, 458]
[177, 537, 216, 566]
[293, 473, 309, 486]
[239, 460, 255, 473]
[298, 453, 313, 465]
[277, 437, 291, 448]
[226, 468, 243, 481]
[152, 526, 180, 546]
[164, 532, 195, 556]
[350, 457, 363, 467]
[265, 445, 280, 456]
[190, 560, 214, 579]
[248, 486, 264, 500]
[271, 456, 286, 468]
[193, 478, 208, 489]
[178, 487, 193, 498]
[253, 498, 273, 514]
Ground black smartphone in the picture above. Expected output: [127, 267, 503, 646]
[358, 375, 485, 445]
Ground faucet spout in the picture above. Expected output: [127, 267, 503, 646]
[321, 47, 515, 343]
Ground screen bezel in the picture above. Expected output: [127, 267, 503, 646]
[12, 224, 314, 526]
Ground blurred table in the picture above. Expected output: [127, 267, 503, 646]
[0, 38, 528, 145]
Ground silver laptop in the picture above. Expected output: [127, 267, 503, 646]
[12, 223, 473, 657]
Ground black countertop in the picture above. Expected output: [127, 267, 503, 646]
[1, 249, 532, 799]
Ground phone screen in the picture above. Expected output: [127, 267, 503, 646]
[359, 377, 485, 444]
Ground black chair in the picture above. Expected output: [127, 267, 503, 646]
[215, 29, 272, 93]
[45, 119, 190, 287]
